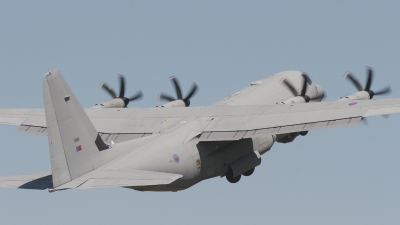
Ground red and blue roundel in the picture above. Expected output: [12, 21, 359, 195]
[173, 154, 180, 163]
[348, 102, 358, 106]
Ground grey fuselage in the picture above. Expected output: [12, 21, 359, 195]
[101, 71, 323, 191]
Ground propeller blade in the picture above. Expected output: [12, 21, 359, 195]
[300, 74, 308, 97]
[159, 93, 176, 102]
[374, 85, 391, 96]
[344, 72, 364, 91]
[99, 82, 118, 99]
[170, 76, 183, 100]
[322, 90, 327, 100]
[365, 67, 373, 91]
[118, 74, 125, 98]
[129, 90, 143, 101]
[183, 82, 198, 102]
[281, 78, 299, 96]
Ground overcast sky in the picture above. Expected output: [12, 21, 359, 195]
[1, 1, 400, 225]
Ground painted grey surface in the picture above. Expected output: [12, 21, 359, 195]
[0, 172, 52, 190]
[1, 1, 400, 224]
[0, 69, 399, 191]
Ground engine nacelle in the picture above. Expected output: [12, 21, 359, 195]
[252, 135, 276, 155]
[158, 100, 186, 108]
[92, 98, 125, 108]
[338, 91, 371, 101]
[277, 96, 306, 105]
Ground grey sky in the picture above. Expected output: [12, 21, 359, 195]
[1, 1, 400, 224]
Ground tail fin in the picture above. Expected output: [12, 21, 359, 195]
[43, 70, 109, 188]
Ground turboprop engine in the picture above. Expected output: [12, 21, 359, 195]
[158, 76, 198, 108]
[337, 91, 371, 101]
[277, 73, 325, 105]
[94, 74, 143, 108]
[158, 100, 186, 108]
[93, 98, 126, 108]
[338, 67, 391, 101]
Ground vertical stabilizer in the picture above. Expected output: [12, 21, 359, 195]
[43, 70, 108, 188]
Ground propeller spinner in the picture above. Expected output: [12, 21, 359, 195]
[158, 76, 198, 107]
[99, 74, 143, 107]
[344, 67, 391, 99]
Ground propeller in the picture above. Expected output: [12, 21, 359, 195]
[99, 74, 143, 107]
[344, 67, 391, 99]
[281, 74, 321, 102]
[158, 76, 198, 107]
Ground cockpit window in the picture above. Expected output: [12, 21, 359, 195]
[302, 74, 312, 85]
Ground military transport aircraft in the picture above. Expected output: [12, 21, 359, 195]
[0, 68, 395, 192]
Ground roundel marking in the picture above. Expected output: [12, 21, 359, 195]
[348, 102, 358, 106]
[173, 154, 180, 163]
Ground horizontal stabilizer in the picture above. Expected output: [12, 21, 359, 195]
[51, 169, 183, 191]
[0, 172, 52, 190]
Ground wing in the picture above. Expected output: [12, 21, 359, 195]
[199, 99, 400, 141]
[1, 98, 400, 142]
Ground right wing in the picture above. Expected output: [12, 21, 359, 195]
[198, 99, 400, 141]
